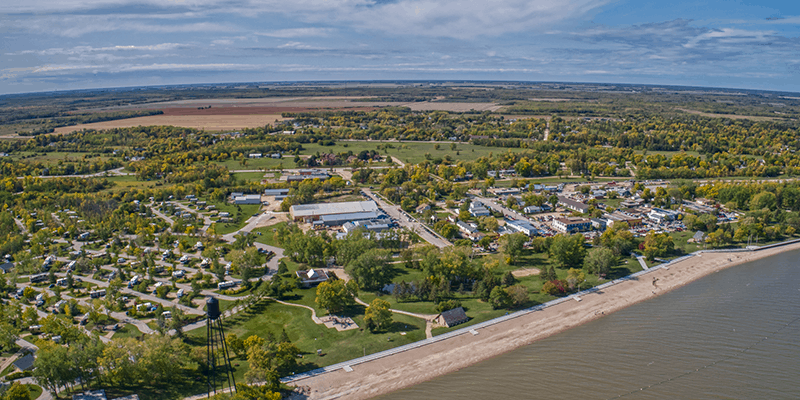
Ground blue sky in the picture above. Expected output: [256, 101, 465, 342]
[2, 0, 799, 94]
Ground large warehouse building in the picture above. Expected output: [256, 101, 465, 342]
[289, 201, 380, 223]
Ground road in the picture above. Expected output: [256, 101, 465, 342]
[362, 188, 451, 248]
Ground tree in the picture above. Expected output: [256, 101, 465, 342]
[584, 247, 616, 278]
[3, 383, 31, 400]
[566, 268, 585, 290]
[506, 284, 529, 307]
[479, 216, 499, 232]
[489, 286, 511, 309]
[500, 233, 526, 264]
[346, 249, 391, 292]
[549, 234, 587, 268]
[315, 279, 359, 314]
[750, 191, 777, 211]
[642, 232, 675, 261]
[226, 333, 246, 359]
[363, 298, 393, 332]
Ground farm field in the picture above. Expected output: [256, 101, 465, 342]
[53, 114, 291, 134]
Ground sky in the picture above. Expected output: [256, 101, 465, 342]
[2, 0, 800, 95]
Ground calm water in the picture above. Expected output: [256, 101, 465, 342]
[380, 250, 800, 400]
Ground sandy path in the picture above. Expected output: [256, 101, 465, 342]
[286, 242, 800, 400]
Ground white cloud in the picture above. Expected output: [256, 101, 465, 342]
[684, 28, 773, 48]
[256, 28, 334, 38]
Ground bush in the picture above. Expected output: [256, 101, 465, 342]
[435, 299, 462, 313]
[541, 280, 568, 296]
[6, 370, 33, 380]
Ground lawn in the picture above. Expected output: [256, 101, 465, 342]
[232, 171, 267, 183]
[252, 222, 289, 247]
[185, 298, 427, 374]
[24, 384, 43, 399]
[111, 324, 143, 340]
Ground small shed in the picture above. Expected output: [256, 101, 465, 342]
[435, 307, 469, 328]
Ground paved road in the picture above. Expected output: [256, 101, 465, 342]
[361, 188, 451, 248]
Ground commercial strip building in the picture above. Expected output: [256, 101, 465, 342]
[505, 219, 539, 236]
[557, 196, 590, 214]
[290, 201, 380, 223]
[648, 207, 681, 223]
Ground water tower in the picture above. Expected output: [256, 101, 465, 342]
[206, 297, 236, 397]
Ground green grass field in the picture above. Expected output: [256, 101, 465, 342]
[299, 141, 530, 165]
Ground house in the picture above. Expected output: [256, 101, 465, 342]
[12, 353, 35, 372]
[468, 201, 491, 217]
[415, 203, 431, 214]
[691, 231, 706, 243]
[506, 219, 538, 236]
[435, 307, 469, 328]
[557, 196, 590, 214]
[456, 220, 484, 241]
[552, 217, 592, 233]
[295, 269, 329, 287]
[523, 205, 543, 214]
[0, 262, 13, 274]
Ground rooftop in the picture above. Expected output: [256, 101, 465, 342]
[290, 201, 379, 218]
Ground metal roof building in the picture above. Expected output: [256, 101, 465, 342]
[290, 201, 379, 221]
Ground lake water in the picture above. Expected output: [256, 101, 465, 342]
[379, 249, 800, 400]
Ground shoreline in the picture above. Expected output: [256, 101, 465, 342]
[285, 240, 800, 400]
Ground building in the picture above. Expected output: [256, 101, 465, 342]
[264, 188, 290, 197]
[456, 220, 483, 241]
[523, 205, 543, 214]
[415, 203, 431, 214]
[12, 353, 35, 372]
[233, 194, 262, 205]
[552, 217, 592, 233]
[591, 218, 607, 230]
[557, 196, 590, 214]
[343, 219, 390, 234]
[248, 153, 262, 158]
[604, 212, 642, 227]
[506, 219, 538, 236]
[317, 211, 384, 226]
[296, 269, 329, 287]
[682, 200, 716, 214]
[282, 170, 331, 182]
[488, 187, 521, 196]
[435, 307, 469, 328]
[468, 201, 492, 217]
[0, 262, 13, 274]
[290, 201, 379, 222]
[648, 208, 681, 223]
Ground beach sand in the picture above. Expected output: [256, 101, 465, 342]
[287, 242, 800, 400]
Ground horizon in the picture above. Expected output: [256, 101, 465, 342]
[3, 79, 800, 98]
[3, 0, 800, 95]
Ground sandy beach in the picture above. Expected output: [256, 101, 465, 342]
[287, 242, 800, 400]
